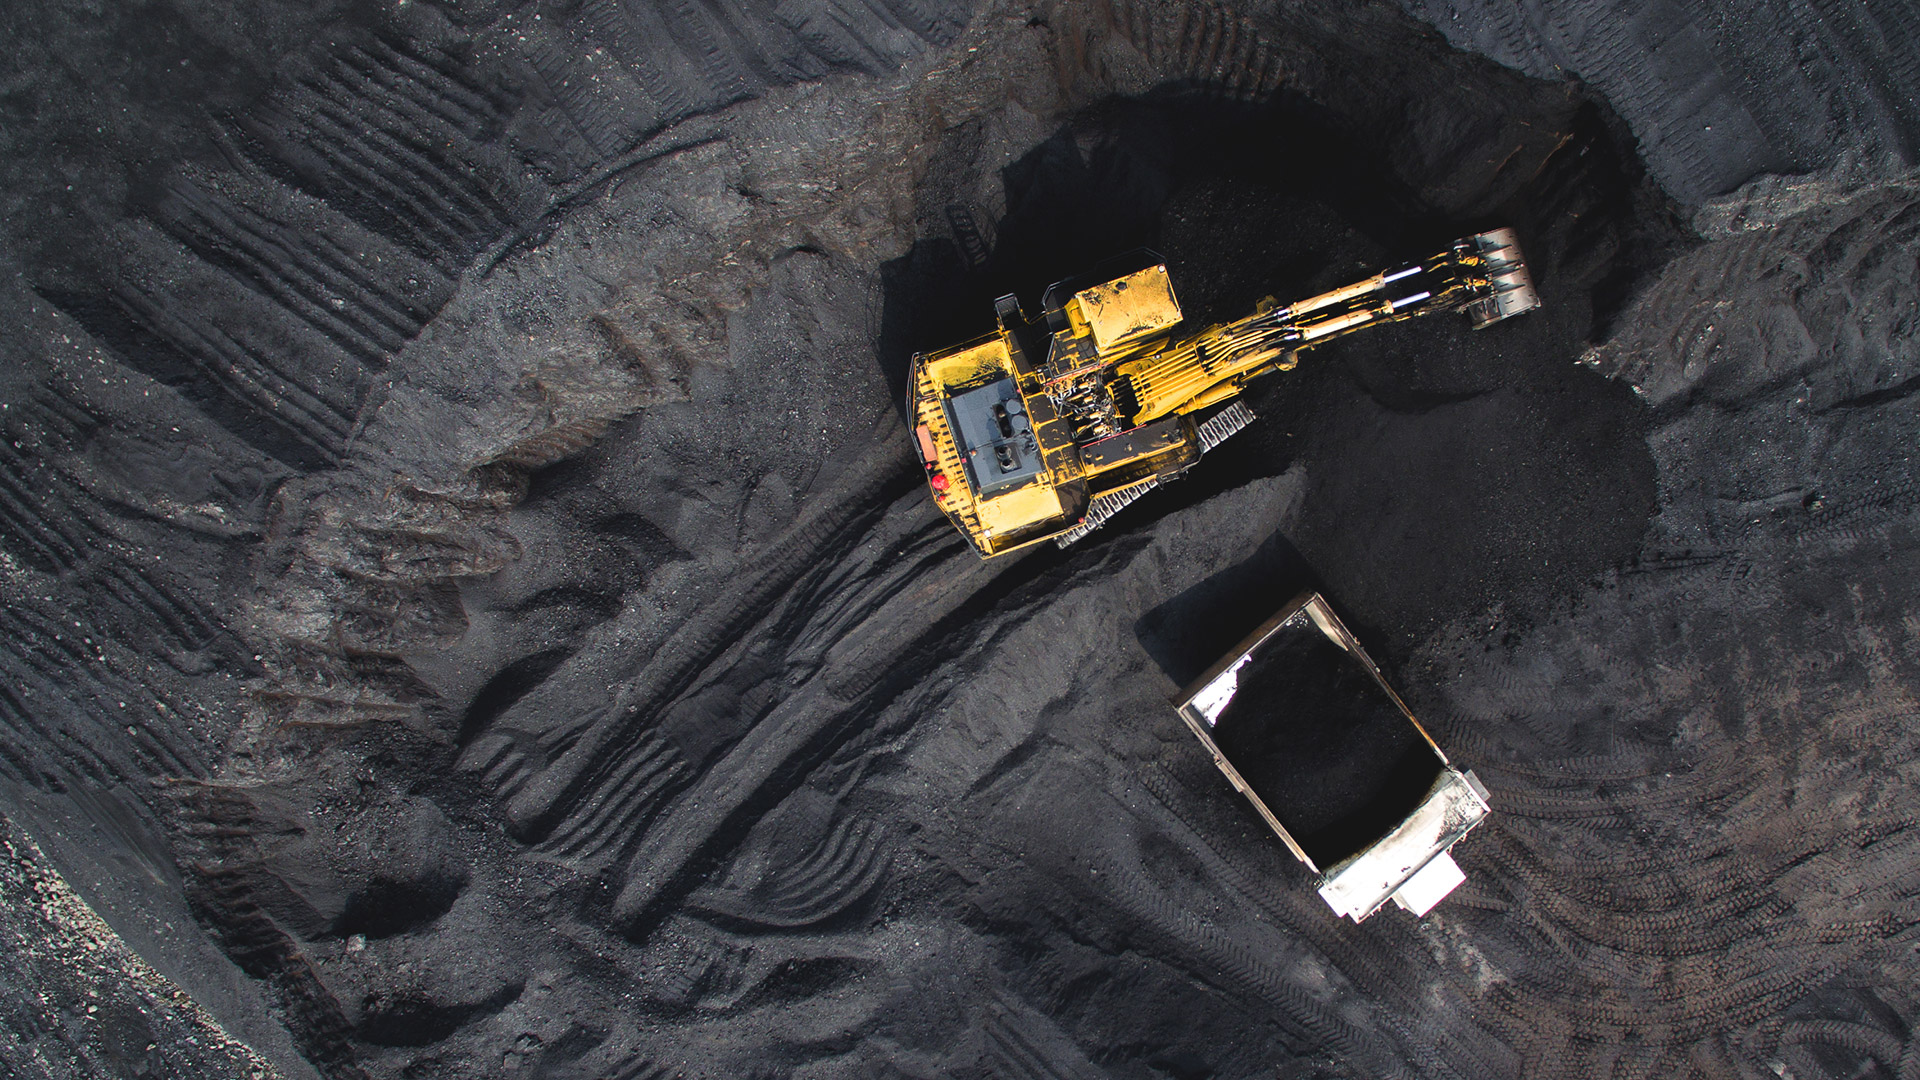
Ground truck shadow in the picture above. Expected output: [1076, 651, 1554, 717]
[1132, 527, 1317, 689]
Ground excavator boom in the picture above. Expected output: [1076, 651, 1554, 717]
[908, 228, 1539, 558]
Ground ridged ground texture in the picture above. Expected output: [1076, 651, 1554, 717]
[0, 0, 1916, 1077]
[1394, 0, 1920, 202]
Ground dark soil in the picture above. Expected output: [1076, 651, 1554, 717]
[3, 0, 1919, 1078]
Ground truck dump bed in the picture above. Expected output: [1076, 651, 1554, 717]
[1173, 593, 1491, 921]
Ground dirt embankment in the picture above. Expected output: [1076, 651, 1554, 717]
[2, 0, 1918, 1077]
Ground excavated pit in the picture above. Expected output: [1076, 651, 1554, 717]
[877, 80, 1672, 886]
[3, 0, 1920, 1078]
[882, 86, 1672, 657]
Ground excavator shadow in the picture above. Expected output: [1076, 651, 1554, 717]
[874, 84, 1461, 421]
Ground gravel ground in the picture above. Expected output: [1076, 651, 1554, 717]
[1, 0, 1917, 1077]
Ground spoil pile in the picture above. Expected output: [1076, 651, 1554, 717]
[2, 0, 1917, 1077]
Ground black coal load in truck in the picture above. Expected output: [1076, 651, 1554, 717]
[1209, 626, 1445, 869]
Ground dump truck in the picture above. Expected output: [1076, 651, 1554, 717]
[908, 229, 1539, 557]
[1173, 591, 1491, 921]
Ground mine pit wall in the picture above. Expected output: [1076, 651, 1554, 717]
[0, 801, 297, 1080]
[1, 0, 1918, 1075]
[1394, 0, 1920, 202]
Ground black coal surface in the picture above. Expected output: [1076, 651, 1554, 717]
[1209, 623, 1444, 867]
[4, 0, 1920, 1077]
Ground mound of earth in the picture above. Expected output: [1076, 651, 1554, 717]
[2, 1, 1918, 1077]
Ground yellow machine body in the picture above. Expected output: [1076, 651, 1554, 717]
[909, 228, 1541, 558]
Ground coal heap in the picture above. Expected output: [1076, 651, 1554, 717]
[2, 0, 1919, 1078]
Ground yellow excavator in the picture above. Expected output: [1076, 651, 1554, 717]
[908, 228, 1540, 557]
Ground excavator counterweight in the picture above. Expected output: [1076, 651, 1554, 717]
[908, 228, 1540, 558]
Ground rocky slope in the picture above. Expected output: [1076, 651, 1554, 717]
[1, 0, 1917, 1077]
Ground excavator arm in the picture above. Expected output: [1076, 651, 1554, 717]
[1121, 229, 1538, 423]
[907, 228, 1539, 559]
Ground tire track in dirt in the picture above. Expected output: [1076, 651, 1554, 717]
[606, 488, 1017, 932]
[1412, 539, 1920, 1068]
[686, 809, 892, 930]
[468, 439, 916, 845]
